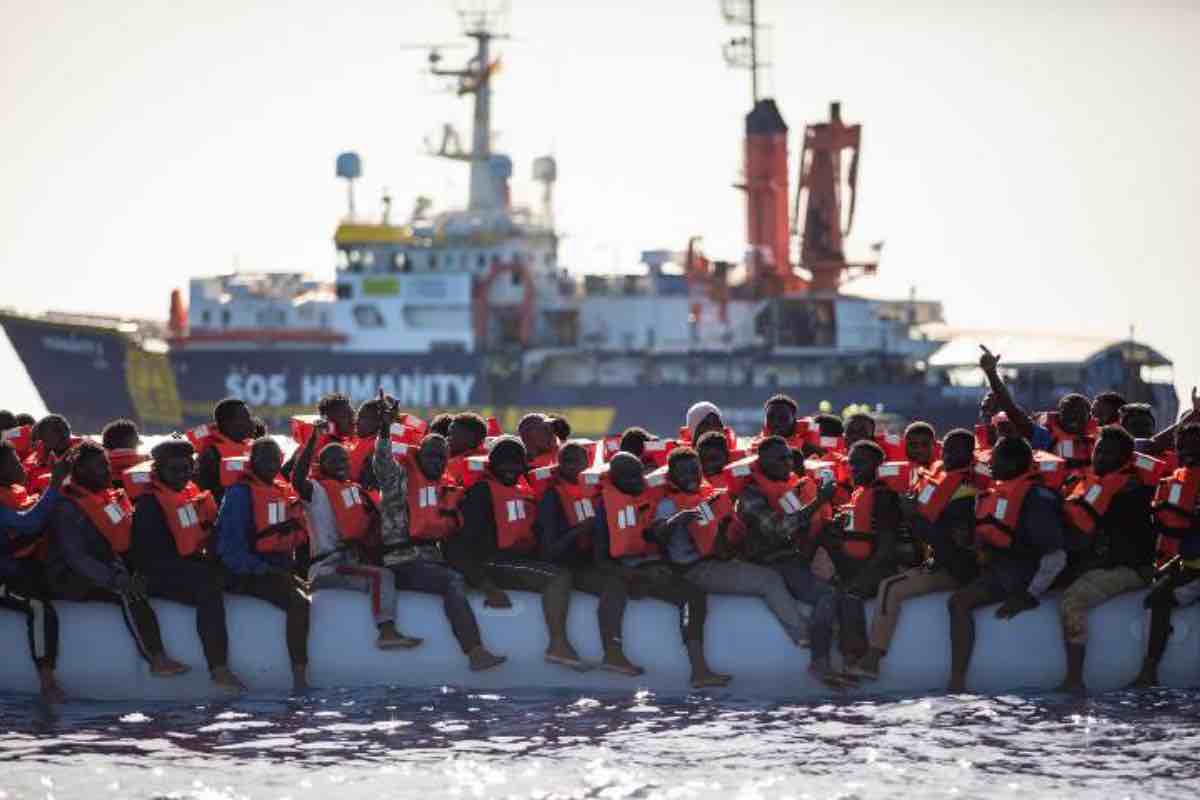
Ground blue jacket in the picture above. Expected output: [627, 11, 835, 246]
[215, 483, 288, 575]
[0, 487, 60, 579]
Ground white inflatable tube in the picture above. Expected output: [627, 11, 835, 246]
[1, 588, 1197, 700]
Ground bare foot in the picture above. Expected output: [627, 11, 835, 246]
[600, 650, 645, 676]
[484, 589, 512, 609]
[39, 681, 66, 704]
[377, 631, 423, 650]
[211, 667, 247, 692]
[468, 645, 506, 671]
[690, 670, 733, 688]
[292, 665, 309, 693]
[150, 655, 190, 677]
[1128, 670, 1159, 689]
[545, 640, 587, 669]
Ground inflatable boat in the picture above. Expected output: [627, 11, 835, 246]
[2, 588, 1199, 701]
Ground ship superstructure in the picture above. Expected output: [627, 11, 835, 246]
[0, 2, 1177, 436]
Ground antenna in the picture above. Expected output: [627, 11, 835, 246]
[720, 0, 769, 103]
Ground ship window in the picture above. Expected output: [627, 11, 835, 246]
[221, 309, 231, 326]
[429, 254, 438, 271]
[200, 310, 211, 325]
[363, 250, 375, 268]
[337, 250, 349, 269]
[336, 283, 353, 300]
[353, 305, 385, 329]
[511, 270, 521, 287]
[477, 254, 487, 270]
[393, 252, 408, 272]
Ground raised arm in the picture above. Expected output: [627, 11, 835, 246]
[979, 345, 1035, 439]
[291, 420, 327, 502]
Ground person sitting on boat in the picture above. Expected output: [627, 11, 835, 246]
[618, 427, 661, 472]
[452, 435, 588, 669]
[1120, 389, 1200, 464]
[214, 437, 311, 691]
[729, 436, 842, 681]
[282, 392, 362, 482]
[817, 440, 902, 672]
[547, 415, 572, 445]
[445, 413, 489, 485]
[753, 394, 809, 451]
[946, 435, 1067, 692]
[592, 452, 730, 687]
[428, 413, 454, 438]
[370, 392, 505, 672]
[1091, 391, 1127, 428]
[1, 442, 68, 702]
[46, 440, 189, 678]
[100, 418, 146, 485]
[24, 414, 80, 493]
[853, 429, 980, 680]
[1132, 422, 1200, 687]
[195, 398, 256, 504]
[518, 413, 559, 470]
[679, 401, 742, 460]
[534, 441, 642, 675]
[903, 422, 938, 470]
[292, 417, 422, 651]
[1056, 425, 1156, 691]
[978, 345, 1094, 472]
[802, 414, 845, 459]
[656, 445, 812, 650]
[128, 437, 245, 692]
[1, 410, 35, 460]
[696, 431, 734, 488]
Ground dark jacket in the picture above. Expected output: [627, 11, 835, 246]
[1067, 479, 1155, 573]
[912, 494, 978, 584]
[534, 489, 593, 568]
[46, 497, 124, 591]
[0, 488, 60, 579]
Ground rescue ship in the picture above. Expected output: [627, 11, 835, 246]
[0, 4, 1178, 437]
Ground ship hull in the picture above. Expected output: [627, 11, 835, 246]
[1, 317, 1178, 437]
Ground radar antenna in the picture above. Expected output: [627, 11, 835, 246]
[721, 0, 770, 104]
[414, 1, 511, 212]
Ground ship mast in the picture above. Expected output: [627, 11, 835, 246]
[427, 3, 510, 212]
[721, 0, 768, 104]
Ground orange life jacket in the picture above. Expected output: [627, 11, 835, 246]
[551, 475, 598, 554]
[913, 464, 973, 523]
[405, 454, 462, 542]
[664, 480, 735, 558]
[730, 456, 828, 541]
[807, 432, 846, 455]
[838, 484, 882, 560]
[199, 429, 252, 487]
[447, 446, 488, 487]
[875, 432, 906, 461]
[149, 479, 218, 558]
[974, 472, 1040, 552]
[188, 425, 250, 460]
[121, 461, 154, 499]
[1041, 412, 1094, 467]
[485, 473, 537, 552]
[23, 438, 82, 493]
[243, 473, 308, 553]
[1152, 467, 1200, 561]
[106, 448, 146, 477]
[641, 438, 678, 468]
[315, 477, 374, 542]
[62, 481, 133, 555]
[877, 461, 916, 494]
[526, 459, 558, 501]
[680, 426, 745, 460]
[600, 477, 661, 559]
[753, 418, 812, 451]
[0, 483, 46, 559]
[2, 425, 33, 459]
[1131, 452, 1167, 488]
[1062, 466, 1138, 536]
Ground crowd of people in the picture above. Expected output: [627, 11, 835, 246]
[1, 343, 1198, 702]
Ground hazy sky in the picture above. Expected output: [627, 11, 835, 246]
[2, 0, 1197, 415]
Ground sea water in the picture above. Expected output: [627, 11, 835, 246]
[1, 686, 1197, 799]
